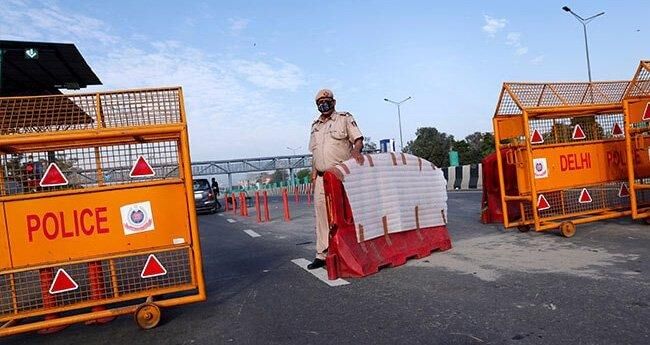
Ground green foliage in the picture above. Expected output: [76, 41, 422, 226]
[403, 127, 455, 167]
[296, 168, 311, 182]
[404, 127, 495, 167]
[270, 169, 288, 183]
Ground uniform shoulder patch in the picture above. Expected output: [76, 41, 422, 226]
[338, 111, 351, 117]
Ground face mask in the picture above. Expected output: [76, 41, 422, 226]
[318, 101, 333, 113]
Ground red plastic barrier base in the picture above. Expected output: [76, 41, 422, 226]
[322, 167, 452, 280]
[480, 149, 520, 224]
[326, 225, 452, 280]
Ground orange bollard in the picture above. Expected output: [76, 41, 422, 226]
[231, 193, 237, 213]
[255, 191, 262, 222]
[240, 192, 249, 217]
[86, 261, 115, 325]
[263, 190, 271, 221]
[38, 268, 68, 334]
[294, 186, 299, 203]
[282, 188, 291, 221]
[307, 186, 312, 205]
[224, 196, 230, 211]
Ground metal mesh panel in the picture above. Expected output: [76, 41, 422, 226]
[529, 114, 625, 145]
[0, 88, 182, 135]
[536, 182, 630, 221]
[625, 62, 650, 99]
[496, 82, 630, 117]
[496, 89, 522, 116]
[0, 274, 15, 315]
[503, 200, 533, 224]
[0, 249, 192, 317]
[0, 95, 98, 134]
[0, 141, 180, 196]
[100, 89, 181, 128]
[114, 250, 191, 293]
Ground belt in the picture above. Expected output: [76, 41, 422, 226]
[317, 171, 325, 177]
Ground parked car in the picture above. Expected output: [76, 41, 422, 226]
[193, 178, 218, 214]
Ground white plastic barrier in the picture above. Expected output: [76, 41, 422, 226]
[333, 153, 448, 243]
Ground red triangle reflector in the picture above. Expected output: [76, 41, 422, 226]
[39, 163, 69, 187]
[530, 129, 544, 144]
[612, 122, 624, 136]
[141, 254, 167, 278]
[643, 103, 650, 121]
[618, 183, 630, 198]
[572, 124, 586, 140]
[49, 268, 79, 294]
[130, 156, 155, 178]
[537, 194, 551, 211]
[578, 188, 593, 204]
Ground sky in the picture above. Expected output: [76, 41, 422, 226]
[0, 0, 648, 162]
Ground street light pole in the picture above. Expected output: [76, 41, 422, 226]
[286, 146, 301, 155]
[562, 6, 605, 83]
[384, 96, 412, 151]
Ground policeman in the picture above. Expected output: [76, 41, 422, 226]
[307, 89, 364, 269]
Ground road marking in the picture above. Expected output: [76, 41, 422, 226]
[227, 219, 236, 223]
[291, 258, 350, 287]
[243, 229, 261, 238]
[218, 214, 225, 217]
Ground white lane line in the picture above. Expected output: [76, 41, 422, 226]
[243, 229, 261, 238]
[291, 258, 350, 287]
[218, 214, 225, 217]
[226, 219, 237, 223]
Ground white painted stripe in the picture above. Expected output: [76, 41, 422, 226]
[460, 165, 470, 189]
[477, 163, 483, 190]
[243, 229, 261, 238]
[447, 167, 456, 190]
[291, 258, 350, 287]
[226, 219, 236, 223]
[218, 214, 225, 217]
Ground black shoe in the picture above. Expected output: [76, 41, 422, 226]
[307, 258, 326, 270]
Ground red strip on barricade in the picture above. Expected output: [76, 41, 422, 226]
[322, 162, 452, 280]
[263, 191, 271, 221]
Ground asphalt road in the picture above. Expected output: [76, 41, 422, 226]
[5, 192, 649, 344]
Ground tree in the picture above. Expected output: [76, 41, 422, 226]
[296, 168, 311, 182]
[457, 132, 495, 164]
[403, 127, 455, 167]
[270, 169, 288, 183]
[363, 137, 378, 153]
[403, 128, 495, 167]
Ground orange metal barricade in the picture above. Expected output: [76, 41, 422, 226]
[0, 87, 206, 336]
[492, 81, 641, 236]
[623, 60, 650, 220]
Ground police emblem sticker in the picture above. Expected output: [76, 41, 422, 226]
[533, 158, 548, 179]
[120, 201, 155, 235]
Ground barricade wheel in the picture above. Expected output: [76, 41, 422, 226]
[517, 225, 531, 232]
[134, 303, 161, 330]
[559, 222, 576, 238]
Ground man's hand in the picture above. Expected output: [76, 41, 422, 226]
[351, 150, 364, 165]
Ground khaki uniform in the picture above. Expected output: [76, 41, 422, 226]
[309, 111, 363, 259]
